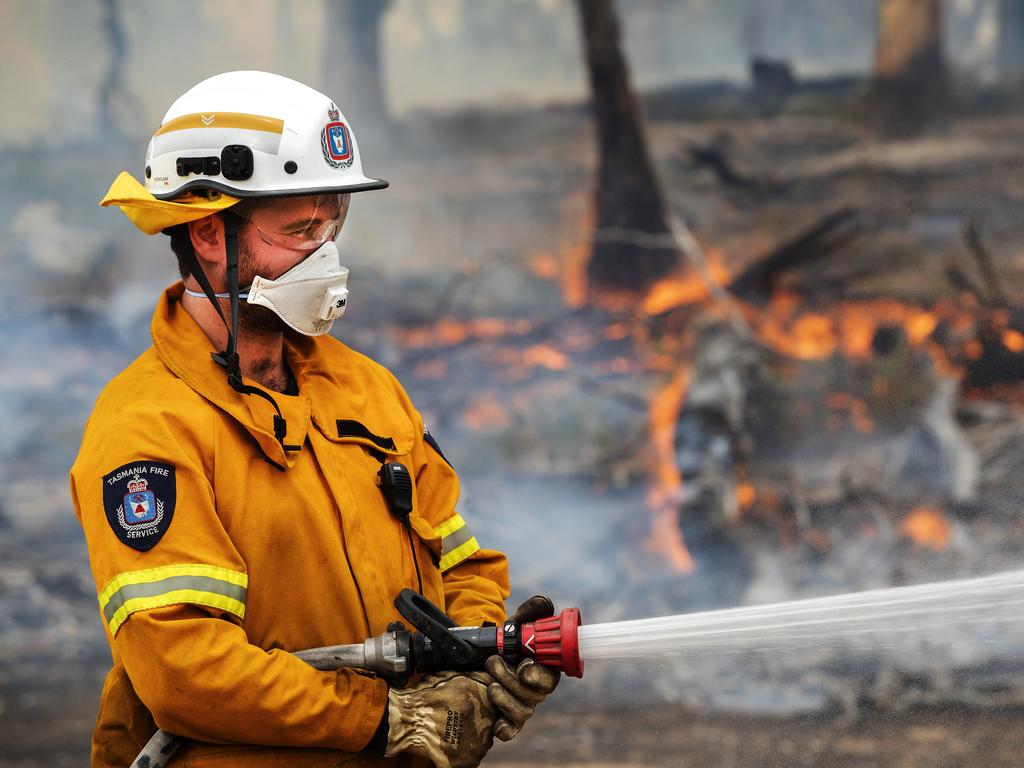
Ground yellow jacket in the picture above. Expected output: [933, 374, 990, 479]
[70, 284, 510, 767]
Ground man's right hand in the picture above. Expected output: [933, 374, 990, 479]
[384, 671, 498, 768]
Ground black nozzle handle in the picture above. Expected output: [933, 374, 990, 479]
[394, 588, 475, 666]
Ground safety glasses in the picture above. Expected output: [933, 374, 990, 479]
[233, 193, 350, 253]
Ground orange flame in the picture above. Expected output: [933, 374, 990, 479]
[646, 368, 695, 573]
[412, 359, 447, 380]
[462, 394, 512, 430]
[603, 322, 629, 340]
[755, 294, 942, 362]
[560, 202, 595, 309]
[436, 209, 1001, 579]
[900, 506, 951, 551]
[398, 318, 532, 349]
[522, 344, 570, 371]
[527, 251, 561, 281]
[825, 392, 876, 434]
[641, 251, 731, 316]
[1003, 329, 1024, 353]
[737, 482, 757, 510]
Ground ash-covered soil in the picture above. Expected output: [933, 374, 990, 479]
[491, 704, 1024, 768]
[6, 682, 1023, 768]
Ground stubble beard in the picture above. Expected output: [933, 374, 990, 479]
[235, 230, 290, 337]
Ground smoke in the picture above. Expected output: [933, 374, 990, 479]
[11, 200, 105, 276]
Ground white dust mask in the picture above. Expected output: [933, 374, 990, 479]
[245, 241, 349, 336]
[183, 240, 349, 336]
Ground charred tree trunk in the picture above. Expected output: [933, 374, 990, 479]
[98, 0, 128, 138]
[874, 0, 947, 134]
[322, 0, 392, 149]
[873, 0, 947, 137]
[575, 0, 681, 299]
[999, 0, 1024, 80]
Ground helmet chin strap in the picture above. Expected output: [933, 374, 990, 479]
[212, 211, 242, 385]
[183, 212, 302, 454]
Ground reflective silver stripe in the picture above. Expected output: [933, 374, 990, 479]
[441, 525, 474, 556]
[102, 575, 247, 624]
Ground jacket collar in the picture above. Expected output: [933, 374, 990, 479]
[151, 283, 414, 468]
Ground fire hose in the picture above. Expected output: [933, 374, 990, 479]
[131, 589, 583, 768]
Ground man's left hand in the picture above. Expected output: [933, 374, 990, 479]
[485, 595, 561, 741]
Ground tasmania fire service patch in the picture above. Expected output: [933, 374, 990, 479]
[102, 461, 176, 551]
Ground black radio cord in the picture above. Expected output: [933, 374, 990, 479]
[403, 520, 424, 595]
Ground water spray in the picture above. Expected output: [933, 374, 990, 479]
[133, 570, 1024, 767]
[577, 569, 1024, 661]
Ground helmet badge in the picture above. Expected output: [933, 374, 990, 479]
[322, 105, 354, 169]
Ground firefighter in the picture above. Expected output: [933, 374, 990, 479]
[71, 71, 558, 768]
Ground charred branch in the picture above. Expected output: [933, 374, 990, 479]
[789, 266, 879, 300]
[944, 261, 989, 305]
[727, 208, 862, 302]
[683, 141, 758, 190]
[681, 137, 788, 205]
[962, 219, 1008, 306]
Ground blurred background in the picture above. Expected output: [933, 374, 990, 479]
[3, 0, 1024, 765]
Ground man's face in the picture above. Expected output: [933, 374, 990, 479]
[233, 193, 349, 334]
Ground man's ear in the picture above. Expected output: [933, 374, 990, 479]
[188, 214, 226, 278]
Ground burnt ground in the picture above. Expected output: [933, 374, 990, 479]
[5, 685, 1024, 768]
[490, 704, 1024, 768]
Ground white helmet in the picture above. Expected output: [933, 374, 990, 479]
[99, 71, 384, 444]
[144, 70, 387, 200]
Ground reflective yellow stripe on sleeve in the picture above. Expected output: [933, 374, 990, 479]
[98, 563, 248, 636]
[433, 513, 480, 572]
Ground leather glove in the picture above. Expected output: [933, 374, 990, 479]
[485, 595, 561, 742]
[384, 670, 498, 768]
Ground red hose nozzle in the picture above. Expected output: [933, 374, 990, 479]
[520, 607, 584, 678]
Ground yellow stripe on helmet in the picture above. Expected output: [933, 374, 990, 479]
[154, 112, 285, 136]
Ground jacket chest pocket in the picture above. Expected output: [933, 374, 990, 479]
[326, 431, 444, 588]
[342, 442, 444, 570]
[329, 419, 420, 524]
[315, 419, 444, 606]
